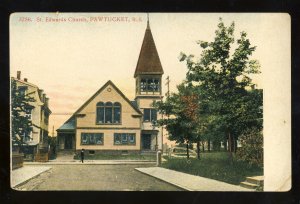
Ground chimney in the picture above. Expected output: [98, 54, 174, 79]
[24, 78, 28, 82]
[38, 89, 43, 99]
[45, 97, 49, 107]
[43, 93, 46, 102]
[17, 71, 21, 80]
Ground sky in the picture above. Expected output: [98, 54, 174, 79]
[10, 13, 290, 136]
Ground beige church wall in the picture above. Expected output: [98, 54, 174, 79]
[150, 135, 156, 150]
[77, 84, 141, 129]
[149, 131, 163, 150]
[138, 99, 163, 120]
[142, 122, 154, 130]
[76, 128, 141, 150]
[137, 98, 158, 109]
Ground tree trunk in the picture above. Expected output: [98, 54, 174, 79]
[224, 140, 227, 151]
[202, 141, 205, 152]
[234, 139, 237, 153]
[208, 139, 211, 152]
[186, 141, 190, 159]
[228, 132, 233, 164]
[196, 141, 200, 160]
[233, 138, 237, 153]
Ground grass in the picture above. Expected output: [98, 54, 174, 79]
[74, 153, 156, 161]
[162, 151, 263, 185]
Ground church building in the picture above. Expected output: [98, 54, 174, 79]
[57, 19, 165, 155]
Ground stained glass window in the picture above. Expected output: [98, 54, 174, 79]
[96, 101, 121, 124]
[114, 133, 136, 145]
[81, 133, 104, 145]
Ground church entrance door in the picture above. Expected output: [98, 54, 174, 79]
[141, 134, 151, 150]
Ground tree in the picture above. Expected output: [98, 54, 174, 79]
[154, 82, 198, 159]
[48, 136, 57, 159]
[180, 18, 262, 163]
[11, 79, 36, 152]
[236, 128, 263, 167]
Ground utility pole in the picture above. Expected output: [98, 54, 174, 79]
[52, 125, 54, 137]
[162, 76, 171, 154]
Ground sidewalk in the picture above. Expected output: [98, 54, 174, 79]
[24, 160, 156, 165]
[135, 167, 254, 191]
[11, 166, 52, 188]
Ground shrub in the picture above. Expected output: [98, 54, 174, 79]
[236, 128, 263, 167]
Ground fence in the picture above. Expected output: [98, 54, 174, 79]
[12, 154, 24, 170]
[35, 152, 49, 162]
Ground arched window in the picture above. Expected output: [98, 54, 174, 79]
[96, 102, 105, 123]
[96, 101, 121, 124]
[113, 102, 121, 123]
[105, 102, 113, 123]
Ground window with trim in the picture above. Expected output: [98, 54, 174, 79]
[96, 102, 121, 124]
[81, 133, 104, 145]
[25, 107, 32, 120]
[44, 113, 49, 125]
[143, 108, 157, 122]
[114, 133, 136, 145]
[140, 78, 160, 92]
[18, 86, 27, 96]
[21, 129, 32, 142]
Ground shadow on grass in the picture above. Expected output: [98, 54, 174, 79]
[162, 152, 263, 185]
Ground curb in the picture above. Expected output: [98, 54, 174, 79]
[135, 168, 253, 192]
[24, 161, 156, 165]
[134, 168, 190, 191]
[12, 167, 52, 189]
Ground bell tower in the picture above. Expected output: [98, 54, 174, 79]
[134, 15, 164, 103]
[134, 14, 164, 151]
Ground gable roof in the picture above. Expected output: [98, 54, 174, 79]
[130, 101, 138, 109]
[76, 80, 142, 115]
[134, 21, 164, 77]
[57, 80, 142, 131]
[57, 117, 75, 131]
[12, 77, 52, 113]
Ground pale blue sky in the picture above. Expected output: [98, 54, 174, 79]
[10, 13, 290, 134]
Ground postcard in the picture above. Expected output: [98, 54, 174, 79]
[10, 13, 291, 191]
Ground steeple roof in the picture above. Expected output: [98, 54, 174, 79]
[134, 18, 164, 77]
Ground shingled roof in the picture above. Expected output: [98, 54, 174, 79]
[134, 21, 164, 77]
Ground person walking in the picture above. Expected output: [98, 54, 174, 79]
[80, 149, 85, 163]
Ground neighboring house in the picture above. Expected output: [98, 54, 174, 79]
[57, 20, 166, 155]
[12, 71, 52, 156]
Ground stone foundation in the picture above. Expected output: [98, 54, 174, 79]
[75, 149, 141, 156]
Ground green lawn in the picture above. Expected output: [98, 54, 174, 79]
[162, 152, 263, 185]
[74, 154, 156, 161]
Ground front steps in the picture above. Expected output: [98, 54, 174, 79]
[55, 150, 75, 161]
[240, 176, 264, 190]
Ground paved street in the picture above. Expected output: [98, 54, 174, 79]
[15, 164, 182, 191]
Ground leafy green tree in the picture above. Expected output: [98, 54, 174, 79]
[180, 18, 262, 162]
[11, 79, 35, 152]
[154, 82, 198, 159]
[48, 136, 57, 159]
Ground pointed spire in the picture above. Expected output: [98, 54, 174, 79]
[147, 13, 150, 29]
[134, 14, 164, 77]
